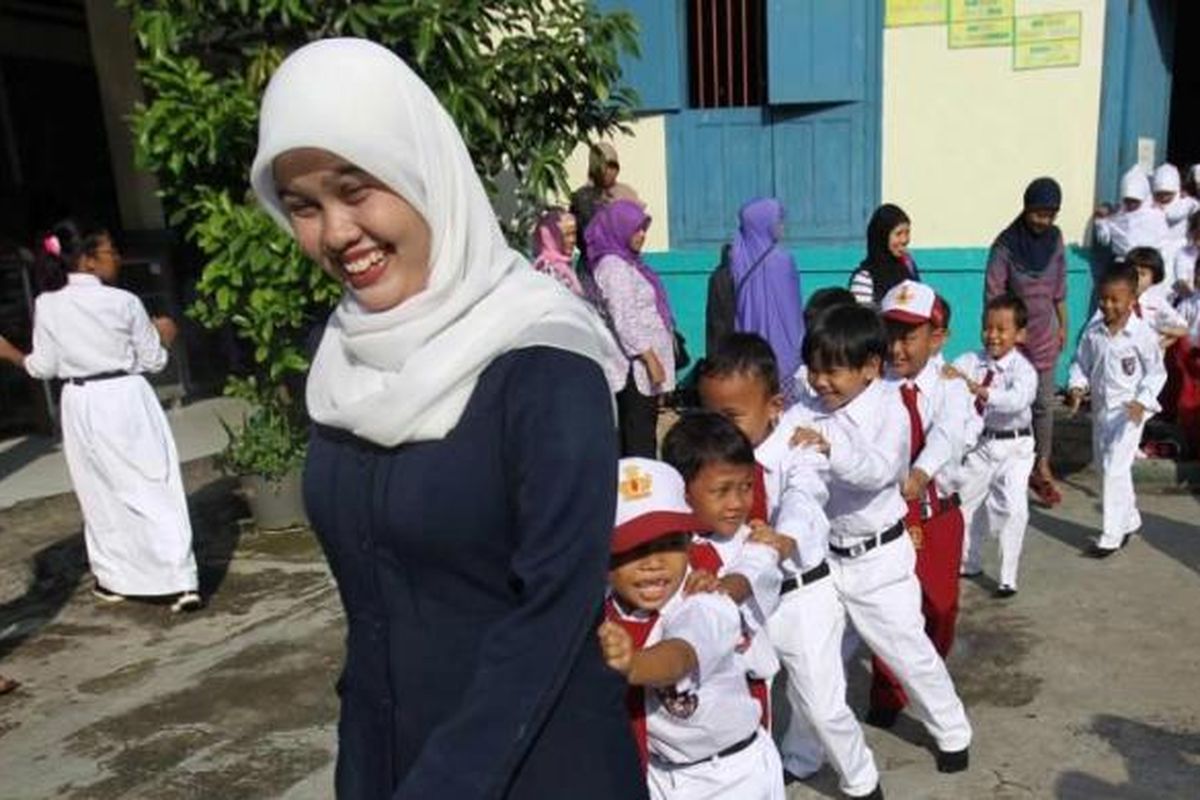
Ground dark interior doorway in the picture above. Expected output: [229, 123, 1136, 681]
[1166, 0, 1199, 173]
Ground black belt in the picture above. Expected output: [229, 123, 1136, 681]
[982, 427, 1032, 440]
[780, 561, 830, 595]
[666, 730, 758, 769]
[67, 370, 131, 386]
[828, 520, 905, 559]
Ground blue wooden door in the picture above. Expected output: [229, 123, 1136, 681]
[1096, 0, 1176, 202]
[766, 0, 867, 104]
[593, 0, 685, 112]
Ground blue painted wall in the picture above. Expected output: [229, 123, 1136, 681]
[646, 246, 1096, 384]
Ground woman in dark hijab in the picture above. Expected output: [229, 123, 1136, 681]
[986, 177, 1068, 507]
[849, 204, 920, 305]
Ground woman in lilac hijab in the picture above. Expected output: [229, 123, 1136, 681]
[587, 199, 675, 456]
[730, 197, 805, 390]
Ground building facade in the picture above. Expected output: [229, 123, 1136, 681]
[570, 0, 1195, 377]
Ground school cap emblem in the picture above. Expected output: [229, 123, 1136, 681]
[895, 285, 913, 306]
[619, 465, 654, 501]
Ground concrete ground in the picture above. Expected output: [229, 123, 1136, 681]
[0, 459, 1197, 798]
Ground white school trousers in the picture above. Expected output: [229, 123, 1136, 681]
[1093, 407, 1146, 549]
[770, 574, 879, 797]
[647, 730, 785, 800]
[829, 533, 973, 751]
[60, 376, 198, 595]
[957, 435, 1036, 588]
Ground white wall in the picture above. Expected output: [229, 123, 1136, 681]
[881, 0, 1107, 247]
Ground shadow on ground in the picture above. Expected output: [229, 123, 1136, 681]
[1031, 500, 1200, 577]
[0, 436, 59, 483]
[0, 459, 249, 663]
[1055, 714, 1200, 799]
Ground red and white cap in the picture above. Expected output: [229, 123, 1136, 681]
[612, 458, 703, 556]
[880, 279, 945, 326]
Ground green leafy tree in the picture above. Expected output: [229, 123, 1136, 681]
[124, 0, 636, 478]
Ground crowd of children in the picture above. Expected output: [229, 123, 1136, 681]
[597, 164, 1190, 799]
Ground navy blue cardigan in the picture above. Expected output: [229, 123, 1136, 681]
[304, 347, 646, 799]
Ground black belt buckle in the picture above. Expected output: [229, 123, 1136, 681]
[830, 521, 904, 559]
[779, 561, 830, 595]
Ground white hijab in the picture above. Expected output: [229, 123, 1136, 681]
[250, 39, 622, 446]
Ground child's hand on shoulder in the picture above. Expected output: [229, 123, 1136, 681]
[684, 569, 721, 596]
[790, 426, 829, 454]
[597, 620, 634, 676]
[940, 364, 964, 381]
[1125, 400, 1146, 424]
[748, 521, 796, 562]
[902, 468, 931, 501]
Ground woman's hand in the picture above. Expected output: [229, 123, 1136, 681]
[1067, 388, 1086, 415]
[642, 350, 666, 387]
[153, 316, 179, 347]
[0, 336, 26, 368]
[597, 620, 634, 677]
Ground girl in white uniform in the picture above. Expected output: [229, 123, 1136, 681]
[0, 220, 200, 611]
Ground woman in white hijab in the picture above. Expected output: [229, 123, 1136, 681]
[1094, 166, 1170, 260]
[251, 39, 643, 800]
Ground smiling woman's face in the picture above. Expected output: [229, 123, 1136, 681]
[273, 148, 433, 313]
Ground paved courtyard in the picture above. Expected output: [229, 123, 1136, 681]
[0, 458, 1197, 799]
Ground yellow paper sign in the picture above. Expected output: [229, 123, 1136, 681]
[1015, 12, 1082, 44]
[949, 0, 1013, 22]
[949, 18, 1013, 48]
[886, 0, 947, 27]
[1014, 38, 1081, 70]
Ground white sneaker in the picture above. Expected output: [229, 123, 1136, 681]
[170, 591, 202, 613]
[92, 584, 125, 603]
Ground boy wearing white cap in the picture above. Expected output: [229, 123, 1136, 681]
[870, 280, 975, 724]
[1094, 166, 1169, 260]
[1068, 264, 1167, 557]
[944, 294, 1038, 596]
[599, 458, 786, 800]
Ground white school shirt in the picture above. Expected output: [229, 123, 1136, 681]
[885, 359, 974, 494]
[951, 348, 1038, 433]
[691, 529, 780, 681]
[1171, 243, 1198, 293]
[1090, 282, 1191, 337]
[1094, 206, 1169, 258]
[615, 586, 762, 764]
[754, 406, 831, 572]
[793, 379, 909, 541]
[1069, 314, 1167, 414]
[23, 273, 168, 380]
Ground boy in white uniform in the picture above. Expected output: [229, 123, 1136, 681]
[789, 305, 973, 773]
[697, 334, 881, 799]
[1068, 264, 1168, 557]
[599, 458, 786, 800]
[945, 294, 1039, 596]
[870, 281, 975, 722]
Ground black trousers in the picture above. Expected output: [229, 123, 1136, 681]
[615, 374, 658, 458]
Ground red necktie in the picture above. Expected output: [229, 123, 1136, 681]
[900, 383, 940, 523]
[750, 463, 768, 523]
[974, 369, 995, 416]
[604, 597, 659, 770]
[689, 537, 724, 574]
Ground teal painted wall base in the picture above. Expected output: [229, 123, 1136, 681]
[645, 245, 1097, 385]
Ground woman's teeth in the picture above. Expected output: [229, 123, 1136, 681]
[343, 250, 386, 275]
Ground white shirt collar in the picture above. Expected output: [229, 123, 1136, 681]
[67, 273, 102, 286]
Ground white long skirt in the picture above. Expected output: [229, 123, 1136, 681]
[60, 375, 198, 595]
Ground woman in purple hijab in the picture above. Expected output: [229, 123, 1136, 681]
[730, 197, 805, 392]
[587, 199, 675, 457]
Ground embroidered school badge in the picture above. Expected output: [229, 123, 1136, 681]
[656, 686, 699, 719]
[1121, 356, 1137, 376]
[619, 465, 653, 501]
[895, 285, 913, 306]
